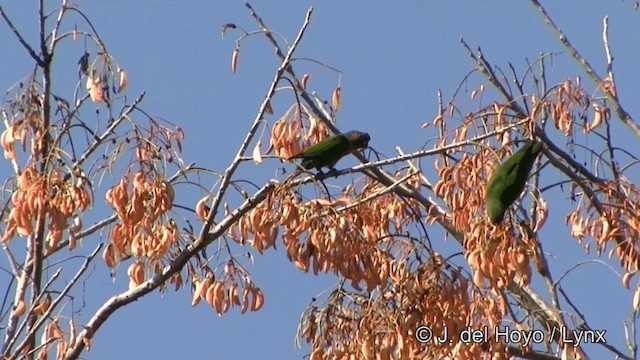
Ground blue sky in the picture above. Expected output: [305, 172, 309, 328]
[1, 1, 639, 359]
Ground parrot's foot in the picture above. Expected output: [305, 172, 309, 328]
[327, 168, 338, 177]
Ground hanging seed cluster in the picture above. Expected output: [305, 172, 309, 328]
[1, 82, 92, 251]
[0, 82, 50, 161]
[567, 178, 640, 291]
[100, 118, 185, 289]
[545, 79, 610, 136]
[537, 78, 640, 308]
[104, 170, 176, 286]
[2, 166, 91, 253]
[189, 263, 265, 316]
[269, 103, 330, 159]
[82, 52, 128, 103]
[238, 179, 422, 292]
[301, 255, 510, 360]
[192, 196, 267, 315]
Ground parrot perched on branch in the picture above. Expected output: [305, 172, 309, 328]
[485, 140, 543, 223]
[289, 130, 370, 173]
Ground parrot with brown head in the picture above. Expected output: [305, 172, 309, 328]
[289, 130, 370, 173]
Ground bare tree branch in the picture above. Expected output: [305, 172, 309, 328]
[0, 6, 45, 67]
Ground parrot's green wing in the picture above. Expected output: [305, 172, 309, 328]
[485, 141, 543, 223]
[299, 134, 350, 170]
[290, 131, 370, 171]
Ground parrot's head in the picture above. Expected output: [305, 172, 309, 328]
[344, 131, 370, 150]
[487, 197, 506, 224]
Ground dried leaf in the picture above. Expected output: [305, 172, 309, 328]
[331, 196, 352, 207]
[264, 101, 273, 115]
[251, 287, 264, 311]
[127, 262, 144, 288]
[221, 23, 237, 39]
[307, 199, 333, 206]
[32, 293, 51, 315]
[252, 140, 263, 164]
[11, 299, 25, 317]
[301, 73, 310, 89]
[430, 114, 444, 128]
[501, 130, 511, 147]
[213, 281, 225, 315]
[622, 272, 635, 289]
[82, 333, 91, 350]
[87, 78, 105, 102]
[231, 47, 240, 74]
[633, 285, 640, 310]
[603, 76, 616, 96]
[195, 196, 211, 221]
[192, 276, 212, 307]
[68, 319, 77, 348]
[533, 198, 548, 232]
[102, 243, 116, 268]
[117, 68, 128, 93]
[240, 287, 250, 314]
[473, 269, 485, 287]
[332, 87, 342, 110]
[309, 348, 324, 360]
[204, 282, 218, 308]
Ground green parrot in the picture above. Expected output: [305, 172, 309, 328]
[289, 130, 370, 173]
[485, 140, 543, 223]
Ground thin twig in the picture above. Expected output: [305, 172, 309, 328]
[25, 337, 57, 358]
[1, 240, 33, 355]
[553, 259, 620, 288]
[1, 244, 20, 277]
[44, 214, 117, 258]
[0, 6, 44, 66]
[602, 16, 614, 82]
[48, 0, 69, 55]
[459, 38, 527, 117]
[395, 146, 432, 190]
[74, 92, 146, 169]
[333, 170, 418, 214]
